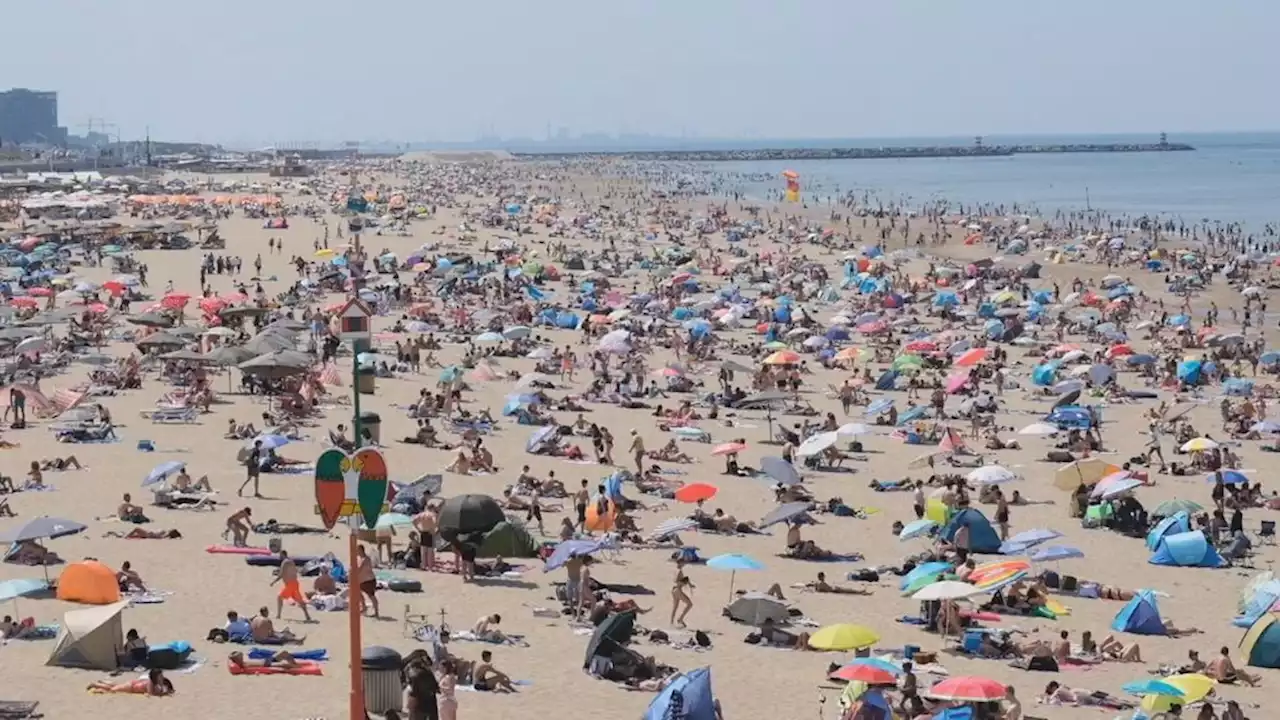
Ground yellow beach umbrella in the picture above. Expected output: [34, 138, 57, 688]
[1140, 673, 1215, 713]
[1053, 458, 1121, 490]
[808, 623, 880, 651]
[1180, 437, 1218, 453]
[314, 248, 336, 258]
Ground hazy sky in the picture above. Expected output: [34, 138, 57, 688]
[10, 0, 1278, 144]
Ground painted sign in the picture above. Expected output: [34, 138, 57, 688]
[314, 446, 389, 530]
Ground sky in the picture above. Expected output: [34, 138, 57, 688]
[8, 0, 1279, 145]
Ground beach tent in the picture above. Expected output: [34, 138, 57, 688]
[1236, 580, 1280, 628]
[940, 508, 1001, 554]
[1110, 590, 1166, 635]
[475, 521, 538, 559]
[55, 560, 121, 605]
[644, 666, 717, 720]
[1149, 530, 1226, 568]
[47, 600, 129, 670]
[1240, 612, 1280, 668]
[1145, 511, 1192, 551]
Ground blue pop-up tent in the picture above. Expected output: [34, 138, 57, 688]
[644, 666, 716, 720]
[1145, 511, 1191, 551]
[941, 508, 1001, 554]
[1149, 530, 1226, 568]
[1111, 589, 1166, 635]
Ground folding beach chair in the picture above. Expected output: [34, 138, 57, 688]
[1260, 520, 1276, 546]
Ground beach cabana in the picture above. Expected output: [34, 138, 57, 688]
[1111, 590, 1166, 635]
[940, 509, 1001, 554]
[47, 600, 129, 670]
[1240, 612, 1280, 668]
[1149, 531, 1226, 568]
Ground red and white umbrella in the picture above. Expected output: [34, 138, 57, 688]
[927, 675, 1007, 702]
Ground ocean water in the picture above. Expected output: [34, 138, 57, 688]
[711, 132, 1280, 230]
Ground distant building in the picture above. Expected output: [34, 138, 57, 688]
[0, 88, 66, 146]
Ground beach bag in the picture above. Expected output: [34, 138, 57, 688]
[694, 630, 711, 648]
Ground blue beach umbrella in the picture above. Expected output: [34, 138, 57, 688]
[865, 398, 894, 417]
[474, 331, 504, 343]
[898, 518, 938, 541]
[999, 528, 1062, 554]
[0, 578, 49, 602]
[899, 561, 953, 592]
[142, 460, 186, 487]
[1207, 469, 1248, 485]
[707, 553, 763, 599]
[1121, 679, 1184, 698]
[251, 434, 291, 451]
[544, 539, 609, 572]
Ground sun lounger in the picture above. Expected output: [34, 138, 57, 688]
[142, 407, 198, 423]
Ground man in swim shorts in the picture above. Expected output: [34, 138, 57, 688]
[272, 551, 312, 622]
[355, 543, 380, 618]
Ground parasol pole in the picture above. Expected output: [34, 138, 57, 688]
[348, 219, 366, 720]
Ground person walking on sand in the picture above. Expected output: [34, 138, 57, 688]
[271, 551, 313, 623]
[629, 429, 645, 474]
[413, 502, 438, 570]
[574, 479, 590, 533]
[671, 559, 694, 628]
[238, 439, 264, 497]
[355, 543, 381, 618]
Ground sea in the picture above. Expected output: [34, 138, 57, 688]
[708, 132, 1280, 232]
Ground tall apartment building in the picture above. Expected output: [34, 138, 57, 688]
[0, 88, 67, 146]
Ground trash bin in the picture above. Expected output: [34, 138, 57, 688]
[360, 412, 381, 445]
[361, 645, 403, 715]
[357, 366, 376, 395]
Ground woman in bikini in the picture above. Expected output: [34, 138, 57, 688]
[670, 560, 694, 628]
[89, 668, 173, 695]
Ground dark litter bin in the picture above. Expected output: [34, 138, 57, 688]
[360, 411, 382, 444]
[361, 645, 404, 714]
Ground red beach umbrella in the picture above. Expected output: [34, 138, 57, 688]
[673, 483, 718, 504]
[927, 675, 1007, 702]
[828, 664, 898, 685]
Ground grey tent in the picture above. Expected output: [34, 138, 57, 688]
[47, 600, 129, 670]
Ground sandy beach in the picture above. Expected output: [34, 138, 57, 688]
[0, 157, 1275, 720]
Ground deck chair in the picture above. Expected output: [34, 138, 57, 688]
[1260, 520, 1276, 545]
[403, 604, 450, 641]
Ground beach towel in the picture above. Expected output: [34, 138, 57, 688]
[249, 647, 327, 661]
[450, 630, 529, 647]
[778, 552, 864, 563]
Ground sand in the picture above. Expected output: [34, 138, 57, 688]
[0, 161, 1271, 720]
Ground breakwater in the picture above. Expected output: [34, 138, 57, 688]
[512, 142, 1194, 162]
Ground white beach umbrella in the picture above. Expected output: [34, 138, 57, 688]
[796, 431, 840, 457]
[912, 581, 983, 601]
[1018, 422, 1059, 436]
[836, 423, 871, 437]
[967, 465, 1018, 485]
[526, 347, 553, 360]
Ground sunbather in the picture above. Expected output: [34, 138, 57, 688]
[89, 669, 173, 696]
[228, 650, 302, 670]
[39, 455, 82, 471]
[173, 469, 214, 493]
[750, 617, 811, 649]
[1206, 645, 1260, 686]
[649, 439, 693, 463]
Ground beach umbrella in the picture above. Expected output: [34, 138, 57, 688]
[1121, 679, 1185, 698]
[762, 350, 801, 365]
[1053, 458, 1120, 490]
[710, 442, 746, 456]
[1139, 674, 1215, 714]
[759, 457, 802, 486]
[966, 465, 1017, 485]
[1154, 498, 1203, 517]
[1030, 545, 1084, 562]
[474, 331, 504, 344]
[238, 350, 313, 378]
[898, 519, 937, 541]
[526, 347, 553, 360]
[706, 553, 763, 599]
[241, 331, 295, 356]
[648, 517, 698, 541]
[371, 513, 413, 531]
[1207, 469, 1248, 485]
[582, 610, 636, 668]
[725, 594, 789, 626]
[1093, 476, 1143, 500]
[203, 346, 255, 367]
[1017, 422, 1058, 436]
[953, 348, 987, 367]
[927, 676, 1006, 703]
[899, 561, 952, 592]
[865, 398, 894, 416]
[250, 433, 291, 451]
[913, 580, 984, 601]
[544, 538, 609, 572]
[808, 623, 880, 651]
[829, 664, 897, 685]
[796, 431, 839, 457]
[758, 501, 813, 528]
[142, 460, 186, 487]
[0, 516, 87, 544]
[525, 426, 558, 453]
[436, 494, 505, 538]
[998, 528, 1062, 555]
[1180, 437, 1218, 452]
[673, 483, 718, 504]
[0, 578, 48, 604]
[127, 312, 172, 328]
[836, 423, 870, 437]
